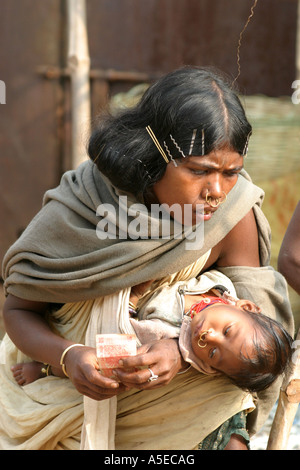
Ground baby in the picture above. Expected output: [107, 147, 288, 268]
[129, 269, 293, 393]
[11, 270, 293, 394]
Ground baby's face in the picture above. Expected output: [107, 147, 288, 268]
[190, 300, 260, 376]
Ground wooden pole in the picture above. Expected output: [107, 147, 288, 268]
[67, 0, 91, 168]
[267, 328, 300, 450]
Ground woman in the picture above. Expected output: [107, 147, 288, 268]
[0, 66, 294, 450]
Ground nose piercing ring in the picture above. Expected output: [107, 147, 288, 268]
[197, 330, 210, 348]
[206, 190, 227, 208]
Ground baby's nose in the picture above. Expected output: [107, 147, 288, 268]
[205, 328, 222, 344]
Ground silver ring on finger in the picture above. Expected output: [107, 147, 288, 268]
[148, 367, 159, 382]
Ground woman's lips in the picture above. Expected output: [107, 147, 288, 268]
[195, 206, 216, 222]
[203, 211, 213, 221]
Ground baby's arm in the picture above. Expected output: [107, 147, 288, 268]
[130, 318, 179, 344]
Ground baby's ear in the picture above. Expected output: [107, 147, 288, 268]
[236, 299, 261, 314]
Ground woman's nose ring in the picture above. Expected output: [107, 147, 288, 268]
[197, 330, 210, 348]
[206, 190, 227, 208]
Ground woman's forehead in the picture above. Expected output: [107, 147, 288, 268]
[183, 150, 244, 167]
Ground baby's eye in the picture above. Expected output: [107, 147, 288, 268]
[209, 347, 217, 359]
[224, 326, 231, 336]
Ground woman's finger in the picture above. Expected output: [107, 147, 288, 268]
[78, 382, 127, 401]
[114, 365, 157, 385]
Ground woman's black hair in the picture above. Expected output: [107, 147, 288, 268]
[88, 66, 252, 196]
[225, 310, 293, 394]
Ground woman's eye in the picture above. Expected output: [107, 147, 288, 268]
[225, 170, 241, 178]
[190, 169, 206, 176]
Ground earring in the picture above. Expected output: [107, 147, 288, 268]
[197, 330, 210, 348]
[205, 190, 227, 208]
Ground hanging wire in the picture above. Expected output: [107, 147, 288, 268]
[232, 0, 259, 87]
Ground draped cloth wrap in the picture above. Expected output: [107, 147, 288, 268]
[2, 161, 271, 303]
[0, 161, 294, 449]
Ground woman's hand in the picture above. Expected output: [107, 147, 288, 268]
[113, 338, 185, 390]
[64, 345, 128, 401]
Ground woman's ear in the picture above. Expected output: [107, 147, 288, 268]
[236, 299, 261, 314]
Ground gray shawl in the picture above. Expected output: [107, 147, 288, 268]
[2, 160, 269, 303]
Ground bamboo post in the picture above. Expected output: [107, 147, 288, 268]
[267, 328, 300, 450]
[67, 0, 91, 168]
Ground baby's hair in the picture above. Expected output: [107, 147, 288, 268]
[225, 310, 293, 394]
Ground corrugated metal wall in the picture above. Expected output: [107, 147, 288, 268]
[87, 0, 298, 96]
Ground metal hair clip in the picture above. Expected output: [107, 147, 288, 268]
[169, 134, 186, 159]
[189, 129, 197, 155]
[242, 131, 252, 157]
[163, 141, 178, 167]
[145, 125, 169, 164]
[188, 128, 205, 156]
[146, 125, 207, 165]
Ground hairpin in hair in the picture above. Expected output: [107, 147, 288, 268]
[169, 134, 186, 159]
[189, 129, 197, 155]
[242, 131, 252, 157]
[163, 141, 178, 167]
[202, 129, 205, 156]
[188, 129, 205, 156]
[145, 126, 169, 164]
[137, 159, 152, 180]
